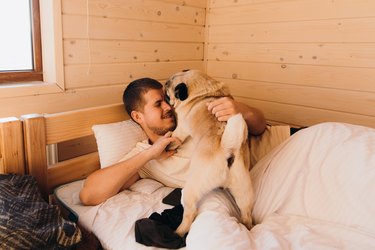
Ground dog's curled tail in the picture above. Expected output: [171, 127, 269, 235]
[221, 113, 248, 165]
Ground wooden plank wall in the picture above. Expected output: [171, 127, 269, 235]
[205, 0, 375, 128]
[62, 0, 206, 89]
[0, 0, 206, 117]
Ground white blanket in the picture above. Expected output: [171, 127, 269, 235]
[59, 122, 375, 250]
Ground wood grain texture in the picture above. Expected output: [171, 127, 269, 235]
[64, 61, 204, 89]
[47, 152, 100, 192]
[206, 0, 375, 128]
[236, 97, 375, 129]
[208, 18, 375, 43]
[62, 0, 205, 25]
[207, 61, 375, 92]
[3, 0, 207, 118]
[45, 103, 128, 144]
[207, 43, 375, 68]
[0, 118, 25, 174]
[63, 15, 205, 41]
[64, 40, 204, 65]
[22, 104, 131, 195]
[209, 0, 375, 25]
[22, 115, 49, 200]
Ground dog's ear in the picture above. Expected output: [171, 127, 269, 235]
[174, 83, 188, 101]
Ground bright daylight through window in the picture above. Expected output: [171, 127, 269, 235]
[0, 0, 42, 83]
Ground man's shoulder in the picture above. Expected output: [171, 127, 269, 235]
[135, 139, 152, 150]
[118, 139, 150, 163]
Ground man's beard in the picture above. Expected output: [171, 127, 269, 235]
[149, 110, 177, 136]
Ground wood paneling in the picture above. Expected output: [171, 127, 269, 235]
[161, 0, 206, 8]
[207, 61, 375, 92]
[237, 97, 375, 129]
[224, 78, 375, 117]
[210, 0, 280, 8]
[0, 85, 125, 118]
[63, 15, 204, 41]
[209, 0, 375, 25]
[209, 18, 375, 43]
[3, 0, 375, 130]
[64, 40, 203, 64]
[1, 0, 206, 118]
[65, 61, 204, 88]
[62, 0, 205, 25]
[207, 43, 375, 68]
[62, 0, 206, 90]
[206, 0, 375, 128]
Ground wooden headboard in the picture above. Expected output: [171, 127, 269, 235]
[21, 103, 130, 199]
[0, 117, 25, 175]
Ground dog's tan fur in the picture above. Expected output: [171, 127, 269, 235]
[165, 70, 254, 236]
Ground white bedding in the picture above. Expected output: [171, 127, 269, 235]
[55, 122, 375, 250]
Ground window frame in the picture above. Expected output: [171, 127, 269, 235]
[0, 0, 65, 100]
[0, 0, 43, 84]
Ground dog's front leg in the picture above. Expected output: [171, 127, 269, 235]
[168, 123, 190, 150]
[176, 151, 228, 237]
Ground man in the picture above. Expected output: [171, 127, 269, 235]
[79, 77, 266, 206]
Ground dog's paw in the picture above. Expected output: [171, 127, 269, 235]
[175, 225, 188, 237]
[242, 216, 253, 230]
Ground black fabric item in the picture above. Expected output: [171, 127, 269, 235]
[149, 204, 184, 230]
[135, 204, 186, 249]
[290, 126, 306, 135]
[162, 188, 182, 206]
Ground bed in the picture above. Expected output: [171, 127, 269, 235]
[19, 103, 375, 250]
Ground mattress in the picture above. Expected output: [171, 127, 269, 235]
[54, 179, 88, 223]
[53, 122, 375, 250]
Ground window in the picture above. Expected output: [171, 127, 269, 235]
[0, 0, 42, 84]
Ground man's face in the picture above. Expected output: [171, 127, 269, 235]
[137, 89, 176, 137]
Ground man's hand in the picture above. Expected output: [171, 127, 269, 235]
[206, 97, 239, 122]
[147, 131, 181, 160]
[207, 97, 266, 136]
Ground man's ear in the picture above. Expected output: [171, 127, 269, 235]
[131, 110, 142, 124]
[174, 83, 188, 101]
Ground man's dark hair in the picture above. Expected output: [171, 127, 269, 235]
[123, 78, 163, 117]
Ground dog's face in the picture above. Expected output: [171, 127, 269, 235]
[165, 69, 229, 108]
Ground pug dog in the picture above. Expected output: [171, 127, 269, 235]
[165, 69, 254, 236]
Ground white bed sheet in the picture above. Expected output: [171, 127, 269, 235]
[55, 178, 178, 249]
[55, 122, 375, 250]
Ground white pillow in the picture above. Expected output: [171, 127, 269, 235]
[92, 120, 147, 168]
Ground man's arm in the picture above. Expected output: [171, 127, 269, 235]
[206, 97, 266, 136]
[79, 132, 180, 206]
